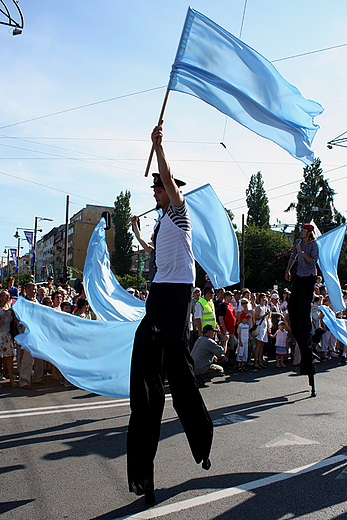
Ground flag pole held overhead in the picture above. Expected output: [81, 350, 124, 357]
[144, 88, 170, 177]
[166, 7, 323, 164]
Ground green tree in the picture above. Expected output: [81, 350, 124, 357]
[111, 190, 133, 276]
[115, 274, 147, 290]
[246, 171, 270, 228]
[285, 158, 345, 234]
[244, 224, 292, 291]
[224, 208, 237, 230]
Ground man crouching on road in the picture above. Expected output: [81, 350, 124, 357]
[191, 324, 227, 386]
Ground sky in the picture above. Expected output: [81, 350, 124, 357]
[1, 0, 347, 261]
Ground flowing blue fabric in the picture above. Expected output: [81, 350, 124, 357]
[168, 8, 323, 164]
[319, 305, 347, 347]
[186, 183, 239, 287]
[12, 183, 239, 396]
[83, 218, 145, 322]
[13, 297, 135, 397]
[84, 184, 239, 323]
[316, 224, 347, 313]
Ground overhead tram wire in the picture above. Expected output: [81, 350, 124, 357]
[0, 85, 167, 131]
[0, 169, 110, 206]
[219, 0, 248, 175]
[223, 164, 347, 208]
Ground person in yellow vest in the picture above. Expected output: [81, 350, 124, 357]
[195, 286, 218, 337]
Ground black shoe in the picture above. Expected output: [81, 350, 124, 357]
[202, 458, 211, 470]
[340, 357, 346, 365]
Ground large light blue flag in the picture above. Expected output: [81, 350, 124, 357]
[13, 297, 135, 397]
[319, 305, 347, 348]
[186, 183, 239, 287]
[316, 224, 347, 313]
[168, 8, 323, 164]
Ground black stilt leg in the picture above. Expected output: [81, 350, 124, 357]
[308, 374, 316, 397]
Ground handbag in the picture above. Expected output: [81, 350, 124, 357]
[250, 314, 266, 339]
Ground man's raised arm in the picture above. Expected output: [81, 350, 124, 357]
[151, 123, 184, 207]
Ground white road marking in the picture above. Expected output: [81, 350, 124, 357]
[264, 433, 319, 447]
[114, 454, 347, 520]
[0, 395, 173, 419]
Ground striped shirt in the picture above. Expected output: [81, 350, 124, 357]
[152, 200, 195, 284]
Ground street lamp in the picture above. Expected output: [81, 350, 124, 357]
[13, 230, 21, 282]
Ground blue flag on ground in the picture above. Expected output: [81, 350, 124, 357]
[168, 7, 323, 164]
[316, 224, 347, 313]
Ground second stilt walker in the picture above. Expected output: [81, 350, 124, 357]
[285, 223, 319, 397]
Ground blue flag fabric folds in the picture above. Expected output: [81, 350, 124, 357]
[168, 8, 323, 164]
[83, 218, 145, 322]
[13, 297, 135, 397]
[186, 183, 239, 287]
[316, 224, 347, 313]
[319, 305, 347, 348]
[84, 183, 239, 323]
[12, 183, 239, 397]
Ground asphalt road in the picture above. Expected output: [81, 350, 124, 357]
[1, 358, 347, 520]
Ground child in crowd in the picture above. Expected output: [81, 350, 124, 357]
[236, 313, 251, 371]
[272, 321, 288, 367]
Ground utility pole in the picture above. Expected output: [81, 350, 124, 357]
[64, 195, 70, 283]
[240, 214, 245, 288]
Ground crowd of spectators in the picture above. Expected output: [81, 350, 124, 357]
[189, 280, 347, 386]
[1, 275, 346, 391]
[0, 276, 97, 389]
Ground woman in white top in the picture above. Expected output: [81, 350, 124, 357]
[253, 293, 270, 369]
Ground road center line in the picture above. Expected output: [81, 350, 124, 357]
[0, 395, 173, 419]
[114, 454, 347, 520]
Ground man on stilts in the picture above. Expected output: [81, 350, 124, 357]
[127, 123, 213, 504]
[285, 223, 319, 397]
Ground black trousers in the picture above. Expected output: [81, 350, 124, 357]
[288, 274, 315, 375]
[127, 282, 213, 494]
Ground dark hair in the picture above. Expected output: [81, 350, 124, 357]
[61, 302, 71, 312]
[77, 298, 88, 310]
[51, 291, 63, 302]
[203, 286, 214, 296]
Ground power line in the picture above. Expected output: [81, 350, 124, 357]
[0, 169, 110, 205]
[224, 165, 347, 208]
[0, 85, 166, 131]
[271, 42, 347, 63]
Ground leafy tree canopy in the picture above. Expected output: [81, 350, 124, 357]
[111, 190, 133, 276]
[243, 224, 292, 292]
[246, 171, 270, 228]
[285, 158, 345, 235]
